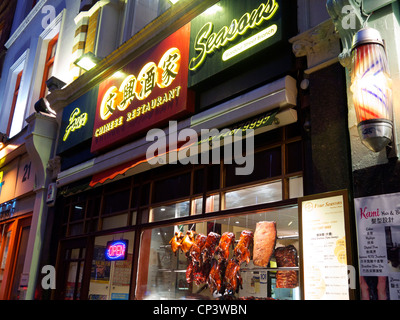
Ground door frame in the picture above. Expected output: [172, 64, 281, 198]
[0, 215, 32, 300]
[54, 236, 94, 300]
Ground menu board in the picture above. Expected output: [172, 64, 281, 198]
[299, 191, 351, 300]
[354, 192, 400, 300]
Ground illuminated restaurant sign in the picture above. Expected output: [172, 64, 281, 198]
[57, 86, 99, 154]
[188, 0, 283, 87]
[91, 24, 193, 153]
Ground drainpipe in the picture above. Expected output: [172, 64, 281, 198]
[23, 112, 57, 300]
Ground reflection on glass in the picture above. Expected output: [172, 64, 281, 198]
[225, 181, 282, 210]
[192, 198, 202, 215]
[206, 194, 219, 213]
[150, 201, 190, 222]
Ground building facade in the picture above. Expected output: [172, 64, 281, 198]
[0, 0, 399, 301]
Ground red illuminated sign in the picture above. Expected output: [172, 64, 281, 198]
[105, 240, 128, 261]
[91, 23, 194, 153]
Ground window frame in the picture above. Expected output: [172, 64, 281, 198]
[39, 33, 59, 98]
[6, 70, 23, 136]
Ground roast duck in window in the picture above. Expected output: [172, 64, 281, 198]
[168, 220, 298, 298]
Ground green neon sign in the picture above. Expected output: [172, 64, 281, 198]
[189, 0, 279, 71]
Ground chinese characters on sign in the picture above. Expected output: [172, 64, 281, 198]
[355, 193, 400, 300]
[91, 24, 193, 153]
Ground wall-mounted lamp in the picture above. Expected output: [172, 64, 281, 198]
[46, 76, 66, 92]
[350, 28, 393, 152]
[34, 98, 56, 116]
[169, 0, 180, 4]
[74, 52, 101, 71]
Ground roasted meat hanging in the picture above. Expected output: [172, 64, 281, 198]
[189, 233, 207, 265]
[169, 231, 184, 254]
[181, 230, 196, 253]
[208, 259, 226, 294]
[274, 245, 298, 288]
[224, 258, 242, 293]
[201, 232, 221, 264]
[234, 230, 253, 265]
[253, 221, 276, 267]
[215, 232, 235, 262]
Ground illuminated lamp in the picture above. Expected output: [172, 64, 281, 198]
[350, 28, 393, 152]
[46, 76, 66, 92]
[169, 0, 179, 4]
[74, 52, 100, 71]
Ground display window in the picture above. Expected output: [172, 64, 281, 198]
[136, 206, 300, 300]
[56, 123, 303, 300]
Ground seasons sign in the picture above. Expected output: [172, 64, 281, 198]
[188, 0, 283, 87]
[91, 24, 193, 153]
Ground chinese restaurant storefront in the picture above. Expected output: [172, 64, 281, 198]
[50, 0, 355, 300]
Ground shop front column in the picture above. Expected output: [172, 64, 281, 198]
[23, 113, 58, 300]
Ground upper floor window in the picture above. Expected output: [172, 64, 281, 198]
[40, 33, 59, 98]
[7, 70, 23, 136]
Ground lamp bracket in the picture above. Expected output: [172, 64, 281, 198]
[326, 0, 367, 68]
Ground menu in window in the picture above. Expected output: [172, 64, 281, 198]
[300, 192, 350, 300]
[354, 192, 400, 300]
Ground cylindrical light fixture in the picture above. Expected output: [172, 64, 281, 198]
[350, 28, 393, 152]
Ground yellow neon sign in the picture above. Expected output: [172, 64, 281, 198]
[189, 0, 279, 71]
[63, 108, 88, 141]
[99, 47, 181, 121]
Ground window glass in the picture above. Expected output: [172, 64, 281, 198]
[289, 176, 303, 199]
[206, 194, 219, 213]
[71, 203, 85, 222]
[137, 206, 299, 300]
[102, 213, 128, 230]
[150, 201, 190, 222]
[225, 148, 281, 187]
[225, 181, 282, 210]
[104, 189, 130, 214]
[191, 197, 203, 215]
[153, 173, 190, 203]
[286, 141, 303, 174]
[88, 232, 135, 300]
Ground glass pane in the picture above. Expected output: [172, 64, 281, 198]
[206, 194, 219, 213]
[153, 173, 191, 203]
[191, 198, 202, 215]
[11, 226, 30, 300]
[64, 262, 79, 300]
[1, 231, 11, 269]
[137, 206, 299, 300]
[131, 211, 137, 225]
[150, 201, 190, 222]
[104, 189, 130, 214]
[71, 203, 85, 221]
[225, 181, 282, 210]
[69, 223, 84, 236]
[225, 148, 281, 187]
[289, 176, 303, 199]
[71, 248, 80, 259]
[193, 169, 204, 194]
[286, 141, 303, 174]
[102, 213, 128, 230]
